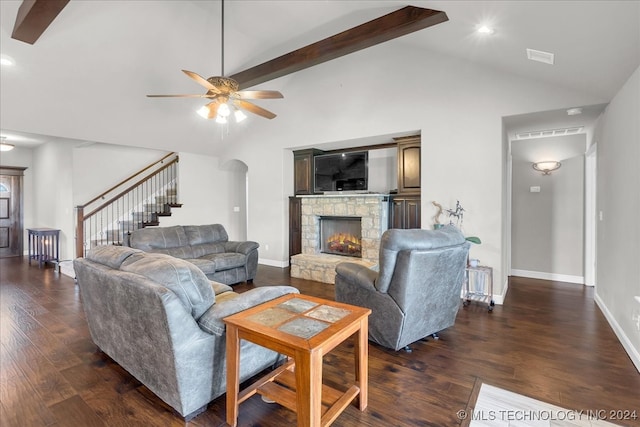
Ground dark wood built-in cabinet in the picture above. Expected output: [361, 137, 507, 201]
[389, 135, 421, 229]
[288, 196, 302, 257]
[396, 136, 421, 195]
[289, 136, 422, 257]
[293, 149, 323, 195]
[389, 195, 421, 229]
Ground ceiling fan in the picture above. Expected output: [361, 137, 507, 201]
[146, 3, 449, 123]
[147, 0, 283, 123]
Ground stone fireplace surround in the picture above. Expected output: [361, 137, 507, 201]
[290, 194, 388, 284]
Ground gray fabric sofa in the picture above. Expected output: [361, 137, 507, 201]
[334, 226, 470, 351]
[74, 245, 298, 419]
[127, 224, 258, 285]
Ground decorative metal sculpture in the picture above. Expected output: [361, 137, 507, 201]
[446, 200, 465, 227]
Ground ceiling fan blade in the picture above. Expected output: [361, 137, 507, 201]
[182, 69, 220, 93]
[204, 101, 222, 119]
[235, 90, 284, 100]
[233, 100, 277, 119]
[230, 6, 448, 89]
[146, 94, 219, 98]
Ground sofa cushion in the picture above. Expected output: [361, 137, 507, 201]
[120, 252, 214, 319]
[186, 258, 217, 275]
[86, 245, 142, 269]
[211, 281, 233, 295]
[197, 286, 299, 336]
[190, 242, 226, 259]
[184, 224, 228, 245]
[128, 226, 195, 259]
[200, 253, 246, 271]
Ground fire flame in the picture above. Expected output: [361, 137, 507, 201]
[326, 233, 361, 255]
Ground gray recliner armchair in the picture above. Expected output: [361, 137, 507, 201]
[334, 226, 470, 351]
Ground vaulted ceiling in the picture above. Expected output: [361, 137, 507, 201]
[1, 1, 639, 153]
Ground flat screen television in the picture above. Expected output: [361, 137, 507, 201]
[314, 151, 368, 193]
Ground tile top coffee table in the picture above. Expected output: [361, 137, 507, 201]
[224, 293, 371, 427]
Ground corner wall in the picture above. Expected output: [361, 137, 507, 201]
[594, 66, 640, 372]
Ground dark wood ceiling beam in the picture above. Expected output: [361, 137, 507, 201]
[12, 0, 70, 45]
[230, 6, 448, 89]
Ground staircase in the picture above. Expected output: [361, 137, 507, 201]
[76, 153, 181, 258]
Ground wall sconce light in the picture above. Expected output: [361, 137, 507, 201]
[533, 161, 561, 175]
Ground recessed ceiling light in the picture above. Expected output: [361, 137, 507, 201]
[0, 55, 15, 66]
[478, 26, 495, 35]
[526, 48, 554, 65]
[566, 107, 583, 116]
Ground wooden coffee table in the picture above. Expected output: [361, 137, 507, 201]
[224, 293, 371, 427]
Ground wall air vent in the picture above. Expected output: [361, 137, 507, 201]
[515, 126, 584, 140]
[526, 48, 555, 65]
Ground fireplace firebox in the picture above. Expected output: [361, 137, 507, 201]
[319, 216, 362, 257]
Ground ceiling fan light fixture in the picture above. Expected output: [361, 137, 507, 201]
[215, 115, 228, 124]
[234, 109, 247, 123]
[197, 106, 210, 119]
[218, 102, 231, 117]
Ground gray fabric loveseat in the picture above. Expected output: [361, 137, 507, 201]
[74, 245, 297, 419]
[127, 224, 258, 285]
[334, 226, 470, 351]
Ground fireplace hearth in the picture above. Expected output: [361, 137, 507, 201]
[319, 216, 362, 257]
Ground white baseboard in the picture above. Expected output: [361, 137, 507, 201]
[594, 292, 640, 373]
[493, 279, 508, 305]
[258, 258, 289, 268]
[511, 269, 584, 284]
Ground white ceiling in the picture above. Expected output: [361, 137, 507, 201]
[1, 0, 639, 152]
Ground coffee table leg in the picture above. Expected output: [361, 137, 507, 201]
[226, 325, 240, 427]
[295, 349, 323, 427]
[355, 318, 368, 410]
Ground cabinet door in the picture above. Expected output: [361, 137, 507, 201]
[389, 198, 406, 229]
[404, 197, 421, 229]
[397, 140, 421, 194]
[289, 197, 302, 256]
[389, 196, 421, 229]
[294, 154, 313, 195]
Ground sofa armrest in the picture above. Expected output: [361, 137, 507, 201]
[197, 286, 299, 336]
[223, 241, 259, 255]
[335, 263, 378, 292]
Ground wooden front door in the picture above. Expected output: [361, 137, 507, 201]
[0, 167, 26, 258]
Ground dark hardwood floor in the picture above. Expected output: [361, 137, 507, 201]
[1, 256, 639, 426]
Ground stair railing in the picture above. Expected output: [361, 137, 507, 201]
[75, 152, 179, 258]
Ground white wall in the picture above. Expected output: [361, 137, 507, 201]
[366, 147, 397, 193]
[72, 143, 169, 205]
[159, 152, 243, 239]
[219, 159, 248, 241]
[32, 141, 76, 260]
[593, 66, 640, 371]
[218, 43, 605, 299]
[511, 156, 584, 281]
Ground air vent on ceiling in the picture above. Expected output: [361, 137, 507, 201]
[526, 48, 555, 65]
[515, 126, 584, 140]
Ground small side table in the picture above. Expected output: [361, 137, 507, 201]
[463, 265, 495, 311]
[225, 293, 370, 427]
[27, 228, 60, 268]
